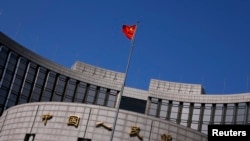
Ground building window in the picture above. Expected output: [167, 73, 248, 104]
[224, 103, 235, 124]
[201, 103, 212, 134]
[170, 101, 179, 123]
[74, 82, 87, 103]
[148, 97, 159, 116]
[180, 102, 190, 126]
[30, 67, 47, 102]
[25, 62, 37, 83]
[120, 96, 146, 114]
[24, 133, 35, 141]
[63, 79, 77, 102]
[247, 103, 250, 124]
[18, 62, 37, 104]
[214, 104, 223, 124]
[95, 87, 106, 106]
[106, 89, 118, 107]
[191, 103, 201, 130]
[0, 45, 9, 80]
[11, 57, 28, 98]
[202, 104, 212, 123]
[1, 52, 18, 89]
[0, 87, 8, 113]
[85, 85, 97, 104]
[77, 138, 91, 141]
[236, 103, 247, 124]
[41, 71, 56, 101]
[159, 100, 169, 119]
[53, 75, 67, 101]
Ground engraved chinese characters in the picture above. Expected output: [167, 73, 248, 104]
[41, 113, 173, 140]
[129, 126, 143, 140]
[42, 113, 53, 126]
[67, 115, 80, 127]
[96, 121, 112, 131]
[161, 133, 172, 141]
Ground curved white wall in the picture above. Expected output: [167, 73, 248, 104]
[0, 102, 207, 141]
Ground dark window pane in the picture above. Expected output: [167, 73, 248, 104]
[77, 138, 91, 141]
[149, 103, 158, 116]
[120, 96, 146, 114]
[31, 86, 42, 102]
[0, 88, 8, 104]
[6, 93, 18, 108]
[148, 97, 159, 116]
[63, 79, 76, 102]
[21, 82, 32, 97]
[12, 77, 22, 93]
[0, 46, 9, 80]
[85, 85, 97, 104]
[16, 58, 28, 77]
[18, 95, 28, 104]
[202, 104, 212, 123]
[54, 75, 66, 94]
[74, 82, 87, 102]
[159, 100, 169, 119]
[214, 104, 223, 123]
[30, 67, 47, 102]
[6, 52, 18, 72]
[170, 101, 179, 122]
[107, 90, 117, 108]
[236, 103, 246, 124]
[53, 94, 62, 102]
[41, 90, 52, 101]
[1, 71, 13, 88]
[96, 88, 107, 106]
[25, 62, 37, 83]
[0, 46, 9, 66]
[45, 71, 56, 90]
[225, 104, 235, 124]
[24, 133, 35, 141]
[180, 103, 190, 126]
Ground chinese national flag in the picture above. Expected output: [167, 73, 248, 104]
[122, 25, 136, 40]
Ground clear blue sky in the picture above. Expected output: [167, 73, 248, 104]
[1, 0, 250, 94]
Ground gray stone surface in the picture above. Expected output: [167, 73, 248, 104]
[0, 102, 207, 141]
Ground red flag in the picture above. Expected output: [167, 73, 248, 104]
[122, 25, 136, 40]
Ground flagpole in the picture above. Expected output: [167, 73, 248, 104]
[109, 21, 139, 141]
